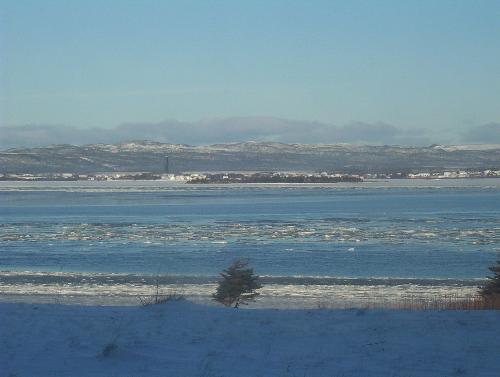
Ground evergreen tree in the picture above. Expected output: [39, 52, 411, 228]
[480, 260, 500, 298]
[213, 259, 262, 308]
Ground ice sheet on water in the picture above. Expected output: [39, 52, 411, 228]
[1, 217, 498, 246]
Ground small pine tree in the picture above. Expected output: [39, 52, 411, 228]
[480, 260, 500, 298]
[213, 259, 262, 308]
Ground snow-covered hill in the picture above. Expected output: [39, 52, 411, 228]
[1, 141, 499, 173]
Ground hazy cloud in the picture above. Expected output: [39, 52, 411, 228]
[0, 124, 117, 149]
[461, 123, 500, 143]
[0, 117, 490, 149]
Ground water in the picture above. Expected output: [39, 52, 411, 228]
[1, 179, 499, 307]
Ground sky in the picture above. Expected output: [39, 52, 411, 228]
[1, 0, 499, 148]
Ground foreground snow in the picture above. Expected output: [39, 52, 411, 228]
[1, 301, 499, 377]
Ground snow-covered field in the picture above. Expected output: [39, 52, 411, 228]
[1, 300, 499, 377]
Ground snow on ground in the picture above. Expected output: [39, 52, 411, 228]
[433, 144, 500, 151]
[1, 300, 499, 377]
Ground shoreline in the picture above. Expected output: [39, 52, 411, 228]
[1, 176, 500, 189]
[1, 271, 484, 309]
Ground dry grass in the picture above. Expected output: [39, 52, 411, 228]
[139, 292, 184, 306]
[317, 294, 500, 311]
[384, 294, 500, 310]
[138, 276, 184, 306]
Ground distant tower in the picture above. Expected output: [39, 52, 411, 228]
[164, 156, 169, 174]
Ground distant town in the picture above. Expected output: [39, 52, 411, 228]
[1, 169, 499, 182]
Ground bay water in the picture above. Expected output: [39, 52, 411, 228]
[1, 179, 498, 307]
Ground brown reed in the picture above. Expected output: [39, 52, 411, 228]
[317, 294, 500, 311]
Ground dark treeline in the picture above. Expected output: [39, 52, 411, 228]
[188, 172, 362, 184]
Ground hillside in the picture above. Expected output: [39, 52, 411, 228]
[1, 141, 499, 174]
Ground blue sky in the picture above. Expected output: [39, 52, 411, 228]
[1, 0, 499, 147]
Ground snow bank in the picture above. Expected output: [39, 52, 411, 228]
[1, 300, 499, 377]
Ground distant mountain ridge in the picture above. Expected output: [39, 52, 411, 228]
[1, 141, 499, 174]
